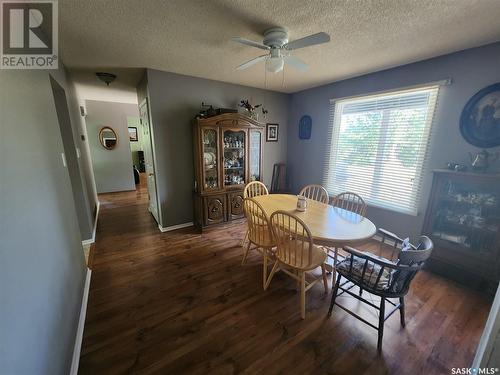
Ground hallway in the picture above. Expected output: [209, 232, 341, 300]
[79, 186, 491, 374]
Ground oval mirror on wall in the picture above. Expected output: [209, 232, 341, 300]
[99, 126, 118, 150]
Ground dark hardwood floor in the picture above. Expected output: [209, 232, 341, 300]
[79, 181, 492, 374]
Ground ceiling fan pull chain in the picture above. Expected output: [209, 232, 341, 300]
[264, 62, 268, 89]
[281, 64, 285, 87]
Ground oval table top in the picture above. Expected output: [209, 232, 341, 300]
[252, 194, 377, 246]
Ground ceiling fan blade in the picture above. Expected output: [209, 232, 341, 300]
[283, 32, 330, 50]
[231, 37, 270, 50]
[236, 54, 268, 70]
[284, 55, 308, 72]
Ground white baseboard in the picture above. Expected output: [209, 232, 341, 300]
[82, 201, 100, 246]
[81, 238, 94, 246]
[70, 267, 92, 375]
[158, 222, 194, 233]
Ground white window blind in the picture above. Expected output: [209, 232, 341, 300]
[324, 85, 440, 215]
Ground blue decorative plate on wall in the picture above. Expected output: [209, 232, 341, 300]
[299, 115, 312, 140]
[460, 82, 500, 148]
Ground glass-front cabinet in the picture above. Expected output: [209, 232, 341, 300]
[249, 130, 262, 182]
[423, 169, 500, 292]
[201, 128, 220, 190]
[193, 113, 264, 230]
[431, 179, 499, 254]
[223, 130, 246, 187]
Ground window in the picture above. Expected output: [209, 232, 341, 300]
[324, 86, 440, 215]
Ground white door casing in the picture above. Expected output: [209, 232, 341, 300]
[139, 99, 160, 224]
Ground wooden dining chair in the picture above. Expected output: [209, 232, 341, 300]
[267, 210, 329, 319]
[332, 191, 367, 216]
[328, 192, 368, 271]
[242, 198, 276, 289]
[328, 236, 433, 353]
[377, 228, 408, 260]
[242, 181, 269, 246]
[244, 181, 269, 198]
[299, 184, 329, 204]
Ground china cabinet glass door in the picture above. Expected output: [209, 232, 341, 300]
[431, 178, 499, 256]
[223, 130, 246, 187]
[202, 128, 220, 190]
[249, 130, 262, 182]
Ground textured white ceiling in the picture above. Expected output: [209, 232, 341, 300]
[69, 68, 144, 104]
[60, 0, 500, 93]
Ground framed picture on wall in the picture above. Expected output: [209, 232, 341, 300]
[128, 127, 138, 142]
[266, 123, 279, 142]
[299, 115, 312, 140]
[460, 82, 500, 148]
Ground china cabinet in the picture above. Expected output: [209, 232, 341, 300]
[423, 169, 500, 292]
[193, 113, 264, 230]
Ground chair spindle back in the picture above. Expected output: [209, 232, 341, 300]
[244, 181, 269, 199]
[270, 211, 314, 269]
[333, 192, 367, 216]
[243, 198, 272, 246]
[299, 184, 329, 204]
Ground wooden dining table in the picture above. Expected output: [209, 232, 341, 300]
[253, 194, 377, 248]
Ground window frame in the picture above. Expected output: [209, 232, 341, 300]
[324, 84, 442, 216]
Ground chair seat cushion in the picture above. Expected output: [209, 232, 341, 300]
[337, 255, 393, 291]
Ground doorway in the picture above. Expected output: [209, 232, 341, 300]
[83, 98, 160, 228]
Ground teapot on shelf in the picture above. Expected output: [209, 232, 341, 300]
[469, 149, 499, 172]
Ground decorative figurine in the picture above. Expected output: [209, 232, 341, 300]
[239, 99, 262, 119]
[469, 149, 499, 172]
[261, 107, 268, 119]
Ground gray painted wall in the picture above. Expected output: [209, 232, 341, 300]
[85, 100, 138, 194]
[0, 70, 87, 374]
[288, 42, 500, 237]
[145, 69, 290, 227]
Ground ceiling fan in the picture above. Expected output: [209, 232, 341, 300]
[232, 27, 330, 74]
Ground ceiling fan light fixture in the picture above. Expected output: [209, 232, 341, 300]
[232, 28, 330, 76]
[265, 56, 284, 74]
